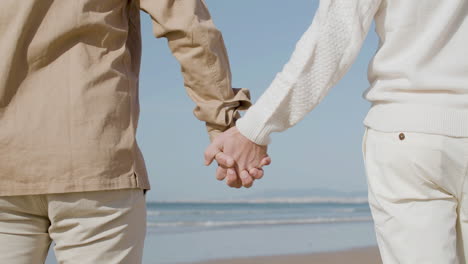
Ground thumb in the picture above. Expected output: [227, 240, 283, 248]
[260, 156, 271, 167]
[204, 141, 222, 166]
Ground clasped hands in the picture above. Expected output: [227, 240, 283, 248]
[204, 127, 271, 188]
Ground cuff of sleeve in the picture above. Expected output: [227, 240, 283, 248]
[236, 108, 272, 146]
[206, 126, 225, 142]
[205, 88, 252, 142]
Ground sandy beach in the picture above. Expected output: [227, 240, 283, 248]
[193, 247, 381, 264]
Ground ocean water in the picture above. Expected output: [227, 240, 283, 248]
[148, 197, 372, 231]
[46, 197, 377, 264]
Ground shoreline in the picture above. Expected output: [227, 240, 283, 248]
[191, 247, 381, 264]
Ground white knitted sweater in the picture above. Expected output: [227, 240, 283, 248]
[236, 0, 468, 145]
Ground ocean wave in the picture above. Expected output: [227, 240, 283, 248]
[330, 208, 365, 213]
[147, 217, 373, 228]
[149, 197, 368, 205]
[147, 209, 282, 216]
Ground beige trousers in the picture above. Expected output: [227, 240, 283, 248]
[0, 188, 146, 264]
[363, 127, 468, 263]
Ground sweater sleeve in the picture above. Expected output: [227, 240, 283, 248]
[236, 0, 382, 145]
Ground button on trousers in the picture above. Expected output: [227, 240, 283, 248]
[363, 127, 468, 263]
[0, 188, 146, 264]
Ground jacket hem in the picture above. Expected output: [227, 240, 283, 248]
[0, 171, 151, 197]
[363, 103, 468, 138]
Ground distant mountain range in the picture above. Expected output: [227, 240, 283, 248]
[242, 188, 367, 199]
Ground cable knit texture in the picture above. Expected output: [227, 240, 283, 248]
[237, 0, 468, 145]
[237, 0, 379, 145]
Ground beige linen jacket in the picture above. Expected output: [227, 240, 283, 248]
[0, 0, 251, 196]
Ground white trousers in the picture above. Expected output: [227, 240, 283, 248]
[363, 127, 468, 263]
[0, 188, 146, 264]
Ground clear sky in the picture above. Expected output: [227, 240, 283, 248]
[137, 0, 380, 201]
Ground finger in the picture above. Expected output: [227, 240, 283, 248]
[226, 169, 242, 188]
[214, 152, 235, 168]
[204, 141, 223, 166]
[249, 168, 258, 178]
[230, 174, 243, 189]
[249, 168, 264, 180]
[255, 168, 264, 180]
[234, 177, 243, 189]
[260, 156, 271, 167]
[216, 166, 228, 181]
[226, 168, 239, 187]
[240, 170, 254, 188]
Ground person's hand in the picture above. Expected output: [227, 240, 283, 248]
[204, 127, 271, 188]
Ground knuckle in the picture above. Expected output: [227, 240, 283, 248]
[218, 157, 226, 165]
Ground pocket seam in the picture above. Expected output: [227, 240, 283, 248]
[362, 127, 369, 165]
